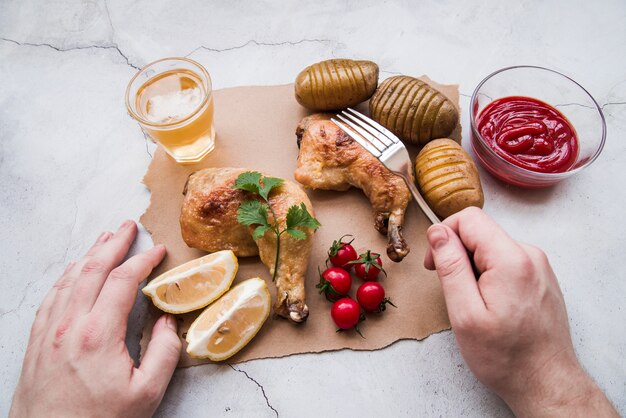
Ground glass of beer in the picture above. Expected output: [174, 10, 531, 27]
[125, 57, 215, 164]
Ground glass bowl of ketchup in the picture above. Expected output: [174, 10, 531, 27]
[470, 65, 606, 188]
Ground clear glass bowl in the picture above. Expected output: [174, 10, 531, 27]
[470, 66, 606, 188]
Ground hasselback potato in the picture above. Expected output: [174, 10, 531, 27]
[370, 75, 458, 145]
[415, 138, 483, 218]
[294, 59, 379, 111]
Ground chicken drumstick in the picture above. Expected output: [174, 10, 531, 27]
[180, 167, 315, 323]
[294, 114, 410, 262]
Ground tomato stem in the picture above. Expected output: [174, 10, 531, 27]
[316, 267, 340, 301]
[354, 324, 365, 339]
[378, 297, 397, 312]
[348, 250, 387, 279]
[327, 234, 354, 258]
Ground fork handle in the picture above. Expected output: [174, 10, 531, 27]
[400, 174, 481, 278]
[402, 175, 441, 224]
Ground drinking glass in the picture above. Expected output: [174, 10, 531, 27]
[126, 57, 215, 164]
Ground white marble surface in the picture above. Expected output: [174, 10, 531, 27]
[1, 0, 625, 416]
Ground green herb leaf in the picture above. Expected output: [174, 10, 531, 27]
[286, 203, 321, 231]
[233, 171, 263, 195]
[252, 225, 272, 240]
[259, 176, 284, 200]
[233, 171, 284, 202]
[234, 175, 320, 283]
[285, 228, 307, 240]
[236, 200, 270, 227]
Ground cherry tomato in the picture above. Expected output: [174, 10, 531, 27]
[357, 282, 396, 312]
[331, 298, 362, 330]
[351, 250, 386, 281]
[327, 235, 359, 270]
[316, 267, 352, 302]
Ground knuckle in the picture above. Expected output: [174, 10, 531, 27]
[516, 252, 536, 272]
[34, 306, 49, 324]
[437, 255, 467, 279]
[53, 275, 73, 291]
[142, 250, 161, 266]
[108, 265, 134, 282]
[34, 296, 52, 319]
[506, 246, 536, 274]
[53, 318, 73, 349]
[81, 258, 108, 276]
[139, 381, 163, 404]
[78, 316, 104, 352]
[528, 245, 549, 265]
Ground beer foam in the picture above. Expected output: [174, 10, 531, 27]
[146, 87, 203, 123]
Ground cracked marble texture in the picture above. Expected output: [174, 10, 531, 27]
[1, 0, 625, 416]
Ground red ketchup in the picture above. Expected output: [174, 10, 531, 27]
[476, 96, 578, 173]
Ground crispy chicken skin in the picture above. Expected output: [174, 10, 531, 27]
[180, 167, 315, 323]
[294, 114, 411, 262]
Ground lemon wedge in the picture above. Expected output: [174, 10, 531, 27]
[142, 250, 238, 314]
[186, 277, 271, 361]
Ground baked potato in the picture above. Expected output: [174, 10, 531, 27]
[370, 75, 458, 145]
[415, 138, 483, 218]
[294, 59, 379, 111]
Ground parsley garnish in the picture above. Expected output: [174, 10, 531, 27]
[234, 171, 321, 280]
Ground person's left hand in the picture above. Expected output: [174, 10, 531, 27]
[10, 220, 182, 418]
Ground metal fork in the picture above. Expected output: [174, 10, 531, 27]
[331, 108, 441, 225]
[331, 108, 482, 277]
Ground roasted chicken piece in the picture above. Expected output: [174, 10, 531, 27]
[180, 167, 315, 323]
[295, 114, 411, 262]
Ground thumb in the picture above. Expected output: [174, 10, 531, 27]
[427, 224, 486, 323]
[137, 314, 182, 399]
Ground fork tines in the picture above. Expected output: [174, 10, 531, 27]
[331, 108, 400, 157]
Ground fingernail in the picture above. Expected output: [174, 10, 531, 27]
[146, 244, 166, 256]
[118, 219, 134, 231]
[165, 314, 177, 331]
[427, 225, 449, 250]
[64, 261, 76, 274]
[95, 231, 112, 244]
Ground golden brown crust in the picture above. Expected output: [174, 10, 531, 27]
[370, 75, 459, 145]
[294, 114, 411, 262]
[180, 168, 258, 257]
[294, 59, 379, 111]
[415, 138, 484, 218]
[180, 167, 316, 323]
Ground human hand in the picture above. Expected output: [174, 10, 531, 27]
[10, 220, 182, 418]
[424, 207, 618, 418]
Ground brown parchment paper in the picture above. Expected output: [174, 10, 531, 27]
[140, 78, 460, 367]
